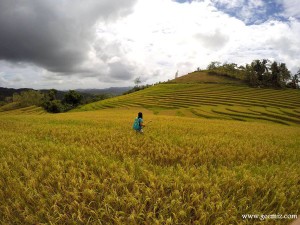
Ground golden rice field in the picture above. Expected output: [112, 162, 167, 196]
[0, 108, 299, 224]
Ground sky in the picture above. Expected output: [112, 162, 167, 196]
[0, 0, 299, 90]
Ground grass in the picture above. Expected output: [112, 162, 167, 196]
[0, 108, 299, 224]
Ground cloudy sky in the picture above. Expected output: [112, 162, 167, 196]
[0, 0, 299, 89]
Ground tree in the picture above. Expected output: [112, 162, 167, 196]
[42, 89, 63, 113]
[270, 61, 280, 87]
[43, 100, 65, 113]
[287, 69, 299, 89]
[207, 61, 221, 70]
[252, 59, 268, 83]
[48, 89, 58, 101]
[5, 96, 13, 103]
[134, 77, 142, 87]
[278, 63, 291, 87]
[13, 93, 21, 103]
[245, 63, 257, 86]
[62, 90, 82, 107]
[12, 90, 43, 107]
[238, 65, 245, 70]
[223, 63, 237, 71]
[295, 69, 300, 88]
[245, 59, 292, 88]
[175, 71, 179, 79]
[288, 74, 299, 89]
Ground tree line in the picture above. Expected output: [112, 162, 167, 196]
[8, 89, 111, 113]
[205, 59, 299, 88]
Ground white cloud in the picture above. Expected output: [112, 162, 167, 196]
[94, 0, 240, 83]
[0, 72, 9, 87]
[1, 0, 300, 89]
[92, 0, 300, 84]
[279, 0, 300, 18]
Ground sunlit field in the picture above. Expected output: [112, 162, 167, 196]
[0, 108, 299, 224]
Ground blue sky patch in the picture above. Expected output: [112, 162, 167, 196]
[221, 1, 285, 25]
[174, 0, 288, 25]
[174, 0, 192, 3]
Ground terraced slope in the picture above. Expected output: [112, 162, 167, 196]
[75, 83, 300, 126]
[0, 105, 46, 115]
[0, 102, 22, 112]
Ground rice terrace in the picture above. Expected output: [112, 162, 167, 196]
[1, 69, 299, 224]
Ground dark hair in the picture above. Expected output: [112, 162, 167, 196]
[138, 112, 143, 119]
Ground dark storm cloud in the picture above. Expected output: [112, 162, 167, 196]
[93, 38, 135, 80]
[0, 0, 137, 74]
[108, 61, 135, 80]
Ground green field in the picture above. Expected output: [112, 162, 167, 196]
[1, 77, 300, 224]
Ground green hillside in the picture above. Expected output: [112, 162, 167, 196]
[169, 71, 243, 84]
[75, 82, 300, 126]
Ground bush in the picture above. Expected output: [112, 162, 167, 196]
[0, 101, 6, 107]
[42, 100, 65, 113]
[123, 85, 152, 95]
[12, 90, 44, 107]
[62, 90, 82, 107]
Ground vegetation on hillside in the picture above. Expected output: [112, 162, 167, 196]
[0, 88, 112, 113]
[12, 90, 44, 107]
[204, 59, 299, 88]
[42, 89, 82, 113]
[205, 61, 246, 81]
[0, 109, 299, 224]
[123, 84, 153, 95]
[125, 59, 299, 98]
[169, 71, 243, 84]
[0, 87, 33, 102]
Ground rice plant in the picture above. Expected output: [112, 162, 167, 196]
[0, 109, 299, 224]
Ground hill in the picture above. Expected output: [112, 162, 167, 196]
[0, 86, 130, 101]
[169, 71, 244, 84]
[0, 87, 67, 101]
[75, 82, 300, 126]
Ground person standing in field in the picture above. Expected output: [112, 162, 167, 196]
[133, 112, 145, 133]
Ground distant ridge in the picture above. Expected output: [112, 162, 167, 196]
[0, 87, 33, 101]
[0, 86, 132, 102]
[0, 87, 67, 101]
[76, 87, 132, 95]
